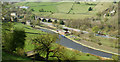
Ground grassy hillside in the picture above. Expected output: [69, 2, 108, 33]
[15, 2, 114, 19]
[14, 23, 46, 52]
[2, 51, 31, 60]
[94, 2, 113, 12]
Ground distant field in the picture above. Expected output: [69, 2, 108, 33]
[93, 2, 113, 12]
[50, 13, 94, 19]
[15, 2, 113, 19]
[70, 3, 96, 14]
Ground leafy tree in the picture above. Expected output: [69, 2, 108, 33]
[31, 14, 35, 20]
[32, 34, 58, 60]
[52, 45, 77, 60]
[92, 26, 99, 33]
[88, 7, 92, 11]
[12, 27, 26, 51]
[39, 9, 44, 12]
[106, 13, 110, 16]
[112, 55, 118, 62]
[76, 2, 80, 4]
[113, 1, 117, 4]
[30, 20, 37, 25]
[54, 20, 57, 23]
[2, 23, 26, 52]
[31, 9, 35, 11]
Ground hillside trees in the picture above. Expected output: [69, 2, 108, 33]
[2, 22, 26, 53]
[2, 2, 11, 21]
[92, 26, 99, 33]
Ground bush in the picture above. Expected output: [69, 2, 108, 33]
[39, 9, 44, 12]
[88, 7, 92, 11]
[113, 1, 117, 4]
[16, 48, 25, 56]
[106, 13, 109, 16]
[76, 2, 80, 4]
[86, 53, 90, 56]
[54, 20, 57, 23]
[98, 42, 102, 45]
[59, 20, 64, 25]
[92, 26, 99, 33]
[31, 9, 34, 11]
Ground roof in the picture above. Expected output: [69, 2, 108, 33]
[110, 10, 115, 13]
[11, 13, 16, 16]
[20, 6, 29, 9]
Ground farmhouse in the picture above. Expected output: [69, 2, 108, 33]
[19, 6, 29, 9]
[10, 13, 17, 16]
[110, 10, 115, 14]
[26, 20, 31, 25]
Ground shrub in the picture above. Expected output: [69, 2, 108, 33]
[76, 2, 80, 4]
[16, 48, 25, 56]
[88, 7, 92, 11]
[86, 53, 90, 56]
[113, 1, 117, 4]
[106, 13, 109, 16]
[98, 42, 102, 45]
[31, 9, 34, 11]
[92, 26, 99, 33]
[54, 20, 57, 23]
[39, 9, 44, 12]
[59, 20, 64, 25]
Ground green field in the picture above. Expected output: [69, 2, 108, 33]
[15, 2, 114, 19]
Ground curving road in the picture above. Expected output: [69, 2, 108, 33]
[39, 28, 114, 58]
